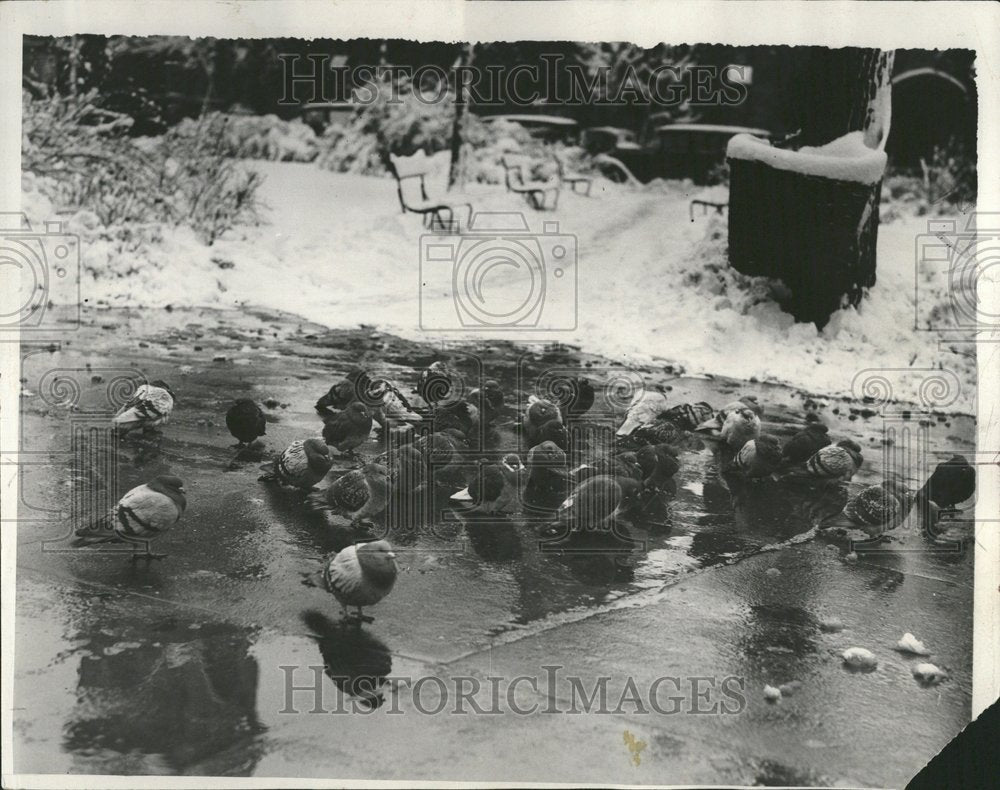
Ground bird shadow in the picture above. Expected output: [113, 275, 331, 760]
[300, 609, 393, 710]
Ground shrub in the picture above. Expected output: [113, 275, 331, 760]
[23, 91, 262, 244]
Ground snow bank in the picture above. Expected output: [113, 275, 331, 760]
[727, 132, 887, 185]
[22, 161, 975, 413]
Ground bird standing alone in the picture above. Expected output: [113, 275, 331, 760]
[73, 475, 187, 560]
[323, 540, 398, 624]
[226, 399, 266, 446]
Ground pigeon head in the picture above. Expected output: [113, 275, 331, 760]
[482, 379, 504, 404]
[538, 420, 569, 450]
[345, 402, 373, 422]
[612, 451, 642, 480]
[356, 540, 398, 580]
[527, 398, 560, 425]
[303, 437, 331, 458]
[807, 422, 830, 434]
[837, 439, 864, 465]
[303, 438, 333, 471]
[528, 440, 566, 467]
[150, 380, 176, 402]
[757, 434, 783, 458]
[149, 475, 186, 510]
[500, 453, 524, 482]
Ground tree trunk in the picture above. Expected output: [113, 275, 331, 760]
[796, 48, 894, 149]
[447, 44, 474, 190]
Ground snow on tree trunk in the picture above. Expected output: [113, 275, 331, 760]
[797, 48, 895, 150]
[727, 48, 894, 328]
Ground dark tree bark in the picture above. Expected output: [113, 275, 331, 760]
[447, 43, 474, 190]
[796, 48, 894, 148]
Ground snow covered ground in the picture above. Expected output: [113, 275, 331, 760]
[21, 158, 976, 412]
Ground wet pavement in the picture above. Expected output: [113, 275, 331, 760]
[13, 306, 975, 786]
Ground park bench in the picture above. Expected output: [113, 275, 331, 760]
[388, 151, 473, 231]
[689, 199, 727, 221]
[553, 152, 592, 196]
[500, 154, 561, 211]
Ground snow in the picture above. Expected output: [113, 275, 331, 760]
[842, 647, 878, 669]
[727, 132, 888, 185]
[21, 160, 975, 413]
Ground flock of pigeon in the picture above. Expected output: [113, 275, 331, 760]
[70, 362, 976, 625]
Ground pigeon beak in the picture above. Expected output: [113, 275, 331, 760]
[178, 486, 186, 493]
[387, 551, 397, 560]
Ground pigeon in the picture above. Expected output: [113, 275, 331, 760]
[523, 440, 570, 510]
[733, 435, 784, 478]
[411, 432, 467, 490]
[72, 475, 186, 559]
[416, 360, 460, 406]
[631, 418, 683, 448]
[820, 478, 913, 538]
[781, 421, 831, 465]
[468, 379, 505, 426]
[574, 450, 644, 485]
[661, 401, 714, 432]
[260, 438, 333, 490]
[555, 474, 641, 534]
[433, 399, 480, 436]
[694, 396, 763, 436]
[112, 380, 176, 436]
[388, 445, 427, 492]
[309, 463, 388, 526]
[550, 377, 595, 418]
[636, 444, 680, 491]
[315, 369, 374, 415]
[536, 419, 569, 451]
[718, 408, 762, 449]
[225, 398, 266, 446]
[369, 379, 422, 428]
[616, 387, 671, 436]
[452, 454, 525, 514]
[524, 395, 562, 447]
[780, 440, 863, 483]
[321, 402, 374, 455]
[323, 540, 398, 624]
[735, 395, 764, 418]
[916, 455, 975, 515]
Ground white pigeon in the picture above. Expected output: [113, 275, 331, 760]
[113, 380, 176, 435]
[615, 387, 671, 436]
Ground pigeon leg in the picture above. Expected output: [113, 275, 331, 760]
[356, 606, 375, 624]
[130, 546, 167, 563]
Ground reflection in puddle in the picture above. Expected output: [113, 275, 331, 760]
[64, 622, 264, 775]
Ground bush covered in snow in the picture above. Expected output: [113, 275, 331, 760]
[23, 91, 263, 245]
[312, 73, 591, 185]
[170, 112, 319, 162]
